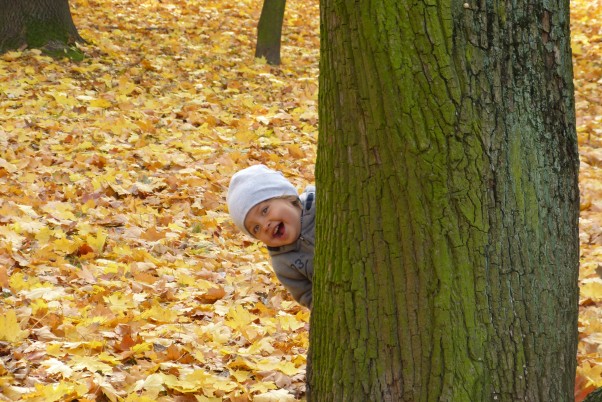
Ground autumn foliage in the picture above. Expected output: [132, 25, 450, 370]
[0, 0, 317, 400]
[575, 0, 602, 400]
[0, 0, 600, 400]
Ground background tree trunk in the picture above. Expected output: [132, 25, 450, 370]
[309, 0, 579, 400]
[585, 388, 602, 402]
[0, 0, 83, 54]
[254, 0, 286, 65]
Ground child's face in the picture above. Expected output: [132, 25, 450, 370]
[244, 198, 302, 247]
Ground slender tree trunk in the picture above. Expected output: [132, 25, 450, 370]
[309, 0, 579, 400]
[0, 0, 83, 54]
[254, 0, 286, 65]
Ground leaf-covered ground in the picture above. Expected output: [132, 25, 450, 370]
[0, 0, 318, 400]
[0, 0, 600, 400]
[574, 0, 602, 400]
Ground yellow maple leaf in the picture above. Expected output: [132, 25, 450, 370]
[49, 91, 78, 107]
[239, 337, 274, 355]
[31, 298, 48, 315]
[16, 204, 39, 218]
[235, 129, 258, 144]
[227, 356, 254, 371]
[42, 357, 74, 378]
[292, 354, 306, 366]
[277, 313, 306, 331]
[86, 230, 107, 254]
[226, 305, 259, 330]
[35, 226, 53, 244]
[9, 271, 40, 292]
[14, 219, 45, 235]
[0, 309, 29, 342]
[52, 237, 80, 254]
[230, 369, 252, 382]
[42, 201, 76, 221]
[287, 144, 305, 158]
[183, 370, 238, 393]
[76, 140, 95, 151]
[255, 358, 300, 376]
[80, 199, 96, 214]
[70, 355, 113, 375]
[89, 98, 112, 108]
[0, 157, 17, 173]
[140, 302, 179, 323]
[125, 341, 153, 355]
[578, 361, 602, 387]
[581, 279, 602, 302]
[105, 292, 136, 313]
[98, 352, 122, 365]
[177, 272, 199, 287]
[249, 381, 278, 394]
[134, 373, 165, 398]
[161, 373, 202, 393]
[46, 343, 64, 357]
[21, 382, 86, 402]
[0, 226, 25, 250]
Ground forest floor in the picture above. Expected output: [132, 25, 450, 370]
[0, 0, 600, 400]
[573, 0, 602, 400]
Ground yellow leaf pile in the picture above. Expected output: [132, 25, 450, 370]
[574, 0, 602, 400]
[0, 0, 317, 400]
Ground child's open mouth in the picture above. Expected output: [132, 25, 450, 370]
[273, 223, 285, 238]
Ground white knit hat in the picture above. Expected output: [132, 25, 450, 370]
[227, 165, 298, 236]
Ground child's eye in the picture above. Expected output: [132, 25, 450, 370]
[253, 225, 259, 234]
[262, 206, 268, 215]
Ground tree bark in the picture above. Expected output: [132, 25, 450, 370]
[0, 0, 83, 54]
[585, 388, 602, 402]
[309, 0, 579, 401]
[254, 0, 286, 65]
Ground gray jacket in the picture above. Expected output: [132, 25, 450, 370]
[268, 186, 315, 308]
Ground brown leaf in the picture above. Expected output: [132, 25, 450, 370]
[197, 286, 226, 304]
[77, 243, 94, 256]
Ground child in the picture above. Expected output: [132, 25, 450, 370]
[227, 164, 315, 309]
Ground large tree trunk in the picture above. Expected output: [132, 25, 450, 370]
[309, 0, 579, 400]
[0, 0, 83, 54]
[254, 0, 286, 65]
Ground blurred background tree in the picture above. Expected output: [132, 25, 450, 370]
[255, 0, 286, 65]
[0, 0, 84, 57]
